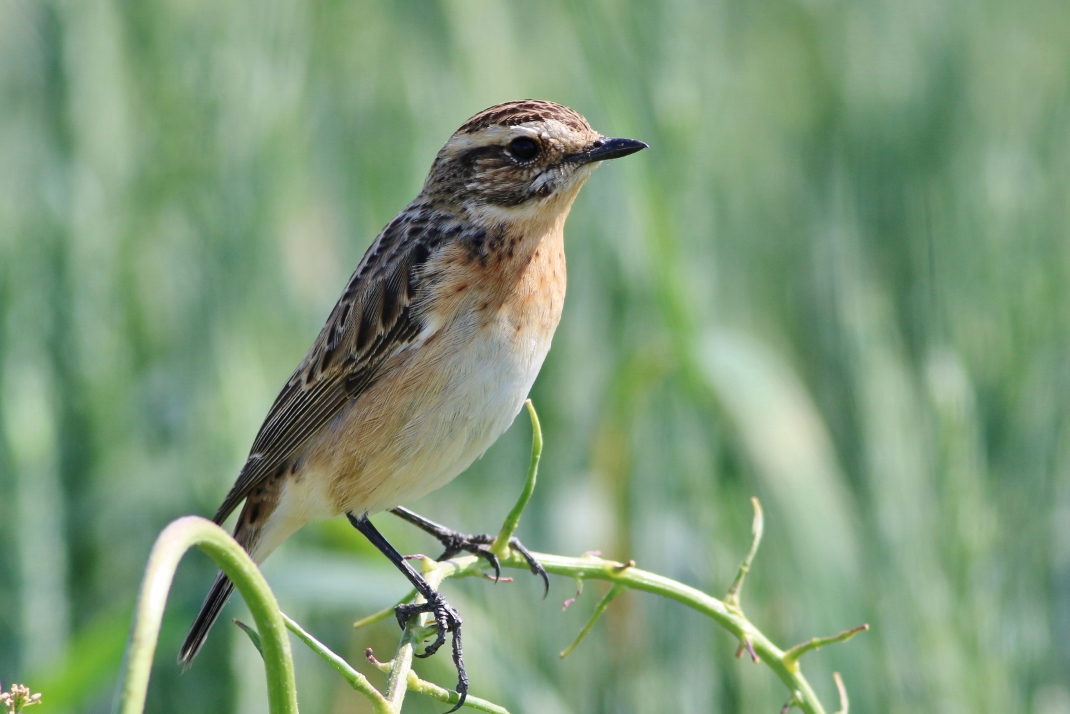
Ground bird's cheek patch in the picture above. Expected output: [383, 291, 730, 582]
[529, 171, 558, 198]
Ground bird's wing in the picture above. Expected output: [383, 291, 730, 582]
[212, 213, 446, 524]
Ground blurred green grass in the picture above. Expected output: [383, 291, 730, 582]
[2, 0, 1069, 712]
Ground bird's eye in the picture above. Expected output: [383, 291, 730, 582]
[507, 137, 540, 161]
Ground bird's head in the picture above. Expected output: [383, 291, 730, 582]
[423, 100, 646, 222]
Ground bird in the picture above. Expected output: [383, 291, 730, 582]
[179, 99, 646, 707]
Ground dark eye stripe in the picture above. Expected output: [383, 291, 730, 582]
[460, 145, 502, 168]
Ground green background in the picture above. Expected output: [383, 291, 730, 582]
[2, 0, 1069, 712]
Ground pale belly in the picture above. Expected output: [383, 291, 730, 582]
[281, 302, 558, 525]
[361, 310, 552, 512]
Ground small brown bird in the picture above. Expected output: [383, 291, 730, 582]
[180, 99, 645, 705]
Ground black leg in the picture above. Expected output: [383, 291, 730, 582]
[390, 506, 550, 596]
[347, 512, 468, 712]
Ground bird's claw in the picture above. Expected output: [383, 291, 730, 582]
[437, 531, 503, 581]
[504, 535, 551, 597]
[394, 590, 468, 711]
[394, 590, 461, 657]
[436, 531, 549, 597]
[391, 507, 550, 596]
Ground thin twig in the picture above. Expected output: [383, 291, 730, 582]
[734, 638, 759, 663]
[562, 578, 584, 610]
[559, 583, 626, 659]
[354, 589, 417, 630]
[833, 673, 849, 714]
[783, 624, 870, 669]
[280, 613, 388, 710]
[724, 497, 763, 610]
[781, 691, 803, 714]
[365, 650, 510, 714]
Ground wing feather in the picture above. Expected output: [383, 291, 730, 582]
[213, 213, 446, 524]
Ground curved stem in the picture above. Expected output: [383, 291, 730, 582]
[281, 614, 387, 711]
[724, 498, 763, 610]
[559, 583, 625, 659]
[431, 551, 835, 714]
[492, 400, 542, 559]
[112, 516, 298, 714]
[832, 672, 849, 714]
[365, 651, 510, 714]
[784, 625, 869, 669]
[529, 553, 827, 714]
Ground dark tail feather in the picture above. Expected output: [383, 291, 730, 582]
[179, 572, 235, 669]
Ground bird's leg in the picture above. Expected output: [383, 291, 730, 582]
[347, 512, 468, 712]
[390, 506, 550, 596]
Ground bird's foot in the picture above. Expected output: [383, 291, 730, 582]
[395, 588, 468, 712]
[391, 507, 549, 595]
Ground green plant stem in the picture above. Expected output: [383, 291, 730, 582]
[422, 549, 841, 714]
[242, 601, 499, 713]
[833, 673, 849, 714]
[120, 511, 858, 714]
[401, 676, 509, 714]
[113, 516, 298, 714]
[724, 497, 763, 610]
[783, 625, 870, 669]
[120, 403, 857, 714]
[354, 590, 416, 630]
[281, 614, 388, 711]
[366, 653, 510, 714]
[530, 553, 825, 712]
[385, 628, 418, 711]
[492, 400, 542, 559]
[382, 557, 446, 711]
[559, 583, 625, 658]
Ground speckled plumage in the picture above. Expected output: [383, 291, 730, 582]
[180, 100, 645, 666]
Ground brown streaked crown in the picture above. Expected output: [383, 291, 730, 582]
[457, 99, 591, 134]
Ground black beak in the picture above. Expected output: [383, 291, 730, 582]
[572, 137, 648, 165]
